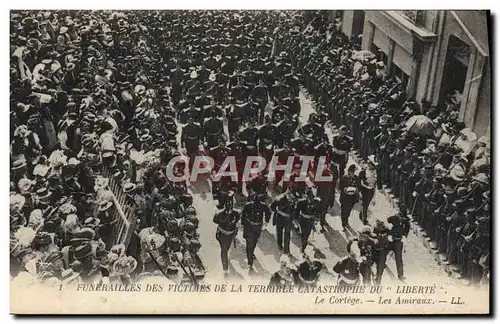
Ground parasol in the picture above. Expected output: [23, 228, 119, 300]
[351, 50, 376, 62]
[404, 115, 435, 136]
[353, 61, 364, 77]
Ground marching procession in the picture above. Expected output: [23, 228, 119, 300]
[10, 10, 490, 289]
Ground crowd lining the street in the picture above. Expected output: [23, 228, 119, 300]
[10, 10, 489, 287]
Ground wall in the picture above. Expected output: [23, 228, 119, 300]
[454, 10, 489, 52]
[341, 10, 365, 40]
[342, 11, 355, 39]
[415, 44, 433, 103]
[431, 11, 487, 104]
[473, 64, 491, 136]
[431, 11, 490, 134]
[353, 10, 490, 134]
[362, 11, 414, 76]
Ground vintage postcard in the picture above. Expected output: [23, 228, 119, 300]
[9, 9, 491, 314]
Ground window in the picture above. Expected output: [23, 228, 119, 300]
[370, 44, 388, 66]
[399, 10, 425, 27]
[392, 63, 409, 88]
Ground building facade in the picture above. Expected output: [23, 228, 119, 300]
[333, 10, 490, 136]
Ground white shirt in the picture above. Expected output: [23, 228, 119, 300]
[362, 169, 377, 189]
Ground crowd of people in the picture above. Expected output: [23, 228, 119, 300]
[10, 10, 490, 288]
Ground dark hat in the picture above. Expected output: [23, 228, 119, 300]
[35, 187, 52, 201]
[34, 232, 53, 245]
[168, 237, 181, 252]
[113, 170, 127, 182]
[452, 199, 467, 209]
[74, 243, 92, 260]
[98, 199, 113, 212]
[84, 217, 101, 228]
[188, 239, 201, 251]
[477, 216, 489, 224]
[183, 222, 196, 233]
[70, 227, 95, 243]
[374, 220, 388, 232]
[185, 206, 197, 217]
[12, 159, 27, 171]
[83, 112, 96, 123]
[123, 182, 137, 194]
[44, 251, 63, 264]
[424, 164, 434, 171]
[43, 219, 59, 232]
[464, 207, 477, 216]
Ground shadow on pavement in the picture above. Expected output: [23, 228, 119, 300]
[290, 229, 303, 252]
[322, 223, 349, 258]
[190, 178, 211, 198]
[226, 262, 245, 281]
[258, 228, 282, 264]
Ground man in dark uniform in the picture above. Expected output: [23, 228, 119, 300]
[201, 99, 223, 121]
[227, 103, 245, 141]
[230, 76, 249, 103]
[227, 135, 247, 192]
[338, 164, 360, 229]
[202, 113, 224, 150]
[333, 239, 361, 286]
[215, 71, 229, 105]
[185, 70, 202, 96]
[271, 78, 290, 102]
[271, 190, 296, 255]
[295, 190, 321, 253]
[170, 65, 185, 105]
[284, 68, 301, 98]
[181, 117, 202, 164]
[331, 125, 352, 176]
[257, 115, 276, 163]
[296, 245, 323, 288]
[241, 195, 272, 272]
[269, 254, 299, 287]
[252, 79, 269, 124]
[246, 171, 268, 199]
[275, 114, 298, 148]
[209, 137, 231, 171]
[372, 220, 391, 285]
[387, 211, 411, 281]
[301, 114, 323, 147]
[313, 135, 333, 166]
[358, 225, 377, 285]
[314, 160, 337, 232]
[239, 120, 259, 157]
[359, 155, 378, 225]
[213, 200, 240, 276]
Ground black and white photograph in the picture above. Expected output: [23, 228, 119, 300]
[9, 8, 491, 314]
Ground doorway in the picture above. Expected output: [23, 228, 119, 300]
[352, 11, 366, 37]
[439, 35, 470, 106]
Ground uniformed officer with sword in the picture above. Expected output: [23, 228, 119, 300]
[241, 194, 272, 273]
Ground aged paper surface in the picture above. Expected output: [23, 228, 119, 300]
[10, 9, 491, 315]
[11, 278, 490, 314]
